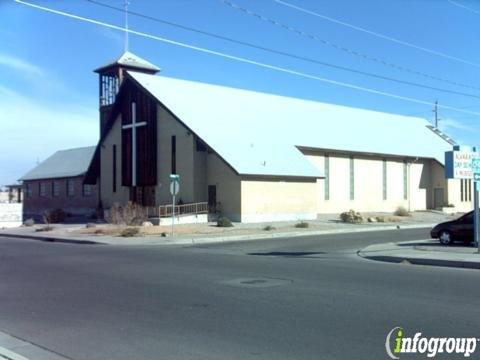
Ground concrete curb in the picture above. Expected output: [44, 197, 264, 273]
[0, 331, 70, 360]
[358, 242, 480, 270]
[174, 223, 436, 245]
[0, 223, 435, 246]
[0, 233, 103, 245]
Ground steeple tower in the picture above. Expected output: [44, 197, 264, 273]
[94, 52, 160, 136]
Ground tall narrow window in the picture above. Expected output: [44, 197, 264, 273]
[171, 135, 177, 174]
[468, 180, 472, 202]
[52, 181, 60, 197]
[324, 155, 329, 200]
[349, 156, 354, 200]
[403, 162, 408, 200]
[113, 145, 117, 193]
[67, 179, 75, 197]
[39, 182, 47, 197]
[26, 183, 32, 198]
[382, 159, 387, 200]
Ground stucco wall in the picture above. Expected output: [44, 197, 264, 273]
[303, 151, 434, 213]
[100, 114, 130, 208]
[0, 203, 22, 228]
[206, 153, 241, 221]
[407, 160, 428, 211]
[446, 178, 475, 213]
[240, 178, 317, 223]
[156, 105, 199, 205]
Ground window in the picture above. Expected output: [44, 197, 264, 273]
[468, 180, 472, 202]
[67, 179, 75, 197]
[349, 156, 354, 200]
[83, 184, 93, 197]
[382, 159, 387, 200]
[171, 135, 177, 174]
[39, 182, 47, 197]
[52, 181, 60, 197]
[461, 179, 464, 202]
[113, 145, 117, 193]
[26, 183, 32, 198]
[461, 179, 472, 202]
[403, 162, 408, 200]
[324, 155, 329, 201]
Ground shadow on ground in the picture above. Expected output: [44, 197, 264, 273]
[248, 251, 326, 258]
[397, 241, 474, 248]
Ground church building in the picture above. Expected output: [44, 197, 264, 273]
[82, 51, 469, 223]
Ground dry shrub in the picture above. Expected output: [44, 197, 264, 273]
[43, 209, 66, 224]
[294, 221, 309, 228]
[340, 210, 364, 223]
[394, 206, 410, 217]
[24, 218, 35, 227]
[120, 227, 141, 237]
[217, 217, 233, 227]
[105, 202, 148, 226]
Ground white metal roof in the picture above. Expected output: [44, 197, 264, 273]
[129, 72, 453, 178]
[20, 146, 96, 181]
[95, 51, 161, 73]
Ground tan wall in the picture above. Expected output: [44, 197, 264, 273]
[206, 153, 241, 221]
[240, 178, 317, 222]
[304, 151, 435, 213]
[407, 160, 428, 211]
[100, 114, 130, 208]
[446, 178, 475, 212]
[428, 162, 472, 212]
[156, 106, 208, 205]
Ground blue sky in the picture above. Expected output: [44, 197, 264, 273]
[0, 0, 479, 186]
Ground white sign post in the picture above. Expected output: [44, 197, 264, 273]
[169, 174, 180, 236]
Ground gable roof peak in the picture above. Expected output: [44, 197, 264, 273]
[94, 51, 161, 74]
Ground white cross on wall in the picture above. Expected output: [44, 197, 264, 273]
[122, 102, 147, 187]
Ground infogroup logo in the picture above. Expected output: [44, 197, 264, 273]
[385, 327, 478, 359]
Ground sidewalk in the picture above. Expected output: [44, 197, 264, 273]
[0, 211, 455, 246]
[0, 330, 69, 360]
[359, 240, 480, 269]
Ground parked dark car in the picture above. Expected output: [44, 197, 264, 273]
[430, 211, 474, 245]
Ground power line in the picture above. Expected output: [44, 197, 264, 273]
[13, 0, 480, 118]
[221, 0, 480, 92]
[273, 0, 480, 68]
[83, 0, 480, 99]
[448, 0, 480, 15]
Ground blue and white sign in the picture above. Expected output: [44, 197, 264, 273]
[473, 158, 480, 174]
[445, 146, 479, 179]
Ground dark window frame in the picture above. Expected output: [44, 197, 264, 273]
[67, 179, 75, 197]
[171, 135, 177, 174]
[113, 144, 117, 193]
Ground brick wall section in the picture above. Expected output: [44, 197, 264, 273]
[23, 176, 98, 221]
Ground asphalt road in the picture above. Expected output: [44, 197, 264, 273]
[0, 228, 479, 360]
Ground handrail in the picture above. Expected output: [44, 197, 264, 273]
[147, 202, 208, 218]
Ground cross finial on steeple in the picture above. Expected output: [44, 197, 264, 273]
[124, 0, 130, 52]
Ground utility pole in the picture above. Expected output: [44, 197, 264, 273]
[433, 100, 439, 128]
